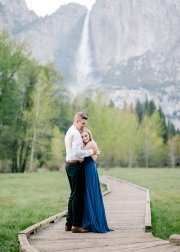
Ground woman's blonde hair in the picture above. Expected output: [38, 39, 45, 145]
[82, 128, 93, 141]
[82, 128, 98, 148]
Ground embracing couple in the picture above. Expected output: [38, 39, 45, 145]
[64, 112, 111, 233]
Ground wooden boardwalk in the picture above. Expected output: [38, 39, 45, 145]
[23, 176, 179, 252]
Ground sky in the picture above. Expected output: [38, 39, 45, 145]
[25, 0, 96, 16]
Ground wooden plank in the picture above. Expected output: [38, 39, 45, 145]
[18, 234, 29, 246]
[19, 210, 67, 236]
[145, 189, 152, 232]
[29, 239, 169, 252]
[169, 234, 180, 246]
[22, 176, 174, 252]
[18, 210, 67, 252]
[100, 179, 111, 197]
[18, 180, 111, 251]
[18, 234, 39, 252]
[105, 175, 147, 191]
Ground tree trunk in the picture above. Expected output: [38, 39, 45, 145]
[168, 138, 175, 167]
[19, 141, 25, 171]
[21, 144, 30, 172]
[29, 78, 41, 172]
[144, 123, 149, 168]
[12, 140, 18, 173]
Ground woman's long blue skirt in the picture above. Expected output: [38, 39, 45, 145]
[82, 157, 111, 233]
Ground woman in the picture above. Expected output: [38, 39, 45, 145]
[81, 128, 111, 233]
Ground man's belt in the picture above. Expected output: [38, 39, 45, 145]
[66, 160, 83, 164]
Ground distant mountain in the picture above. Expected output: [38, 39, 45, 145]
[0, 0, 180, 127]
[89, 0, 180, 128]
[0, 0, 37, 33]
[16, 4, 87, 79]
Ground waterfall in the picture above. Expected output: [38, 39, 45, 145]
[75, 10, 93, 94]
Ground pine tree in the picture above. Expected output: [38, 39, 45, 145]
[135, 99, 144, 124]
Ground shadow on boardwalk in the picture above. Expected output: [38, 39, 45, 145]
[21, 176, 179, 252]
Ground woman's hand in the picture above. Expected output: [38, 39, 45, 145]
[96, 149, 101, 155]
[83, 140, 100, 155]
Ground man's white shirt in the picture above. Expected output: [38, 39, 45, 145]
[65, 125, 93, 161]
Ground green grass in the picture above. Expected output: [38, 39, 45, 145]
[1, 168, 180, 251]
[99, 167, 180, 239]
[0, 171, 70, 252]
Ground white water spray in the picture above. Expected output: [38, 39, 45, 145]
[75, 10, 92, 94]
[75, 1, 96, 95]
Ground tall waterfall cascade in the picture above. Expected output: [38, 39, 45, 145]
[75, 11, 92, 94]
[75, 1, 96, 95]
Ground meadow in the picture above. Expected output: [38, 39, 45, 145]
[0, 172, 69, 252]
[0, 168, 180, 251]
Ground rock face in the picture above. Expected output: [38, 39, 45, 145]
[88, 0, 180, 127]
[16, 4, 87, 82]
[0, 0, 37, 33]
[0, 0, 180, 127]
[89, 0, 180, 87]
[0, 1, 87, 82]
[90, 0, 180, 65]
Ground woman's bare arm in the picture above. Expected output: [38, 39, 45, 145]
[83, 141, 98, 160]
[83, 141, 96, 150]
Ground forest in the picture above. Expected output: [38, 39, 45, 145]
[0, 31, 180, 172]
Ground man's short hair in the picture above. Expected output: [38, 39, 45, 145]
[74, 112, 88, 121]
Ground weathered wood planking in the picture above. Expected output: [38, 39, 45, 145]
[169, 234, 180, 246]
[19, 176, 178, 252]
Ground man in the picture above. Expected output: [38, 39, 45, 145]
[64, 112, 97, 233]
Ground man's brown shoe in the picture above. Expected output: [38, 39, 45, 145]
[71, 226, 89, 233]
[65, 226, 72, 231]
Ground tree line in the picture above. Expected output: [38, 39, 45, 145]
[0, 32, 68, 172]
[0, 32, 180, 172]
[83, 92, 180, 167]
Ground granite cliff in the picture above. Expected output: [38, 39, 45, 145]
[0, 0, 180, 127]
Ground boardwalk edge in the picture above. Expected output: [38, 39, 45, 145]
[105, 175, 152, 232]
[104, 175, 180, 246]
[145, 189, 152, 232]
[18, 210, 67, 252]
[169, 234, 180, 246]
[100, 179, 111, 197]
[18, 180, 111, 252]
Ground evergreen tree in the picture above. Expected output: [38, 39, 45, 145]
[158, 107, 168, 143]
[173, 135, 180, 166]
[148, 99, 156, 116]
[135, 99, 144, 124]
